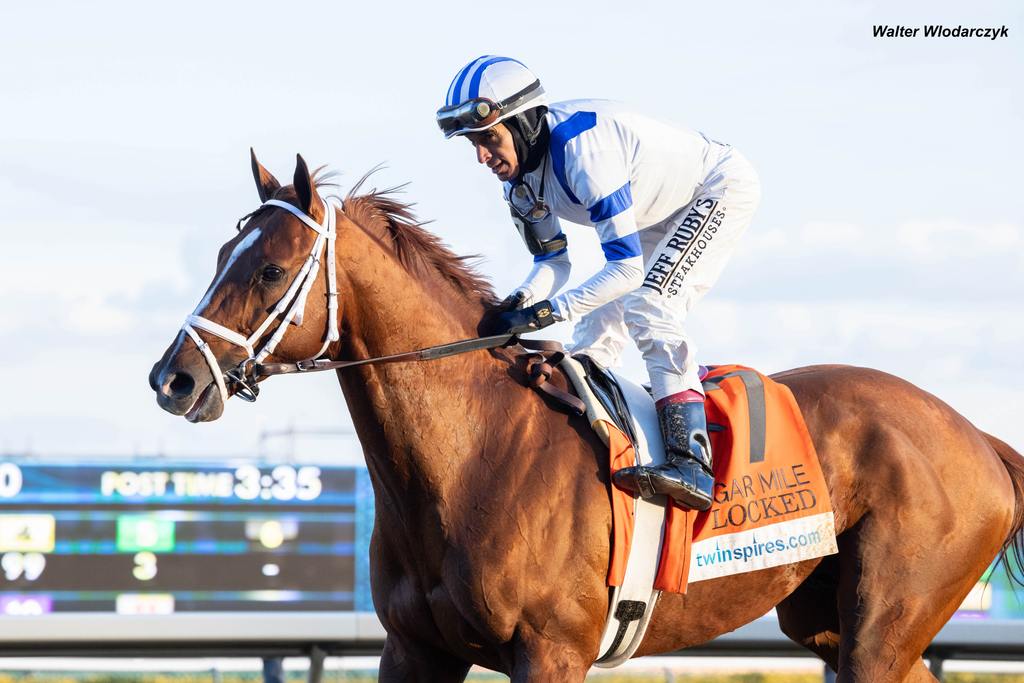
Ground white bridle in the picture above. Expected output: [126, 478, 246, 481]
[181, 193, 341, 404]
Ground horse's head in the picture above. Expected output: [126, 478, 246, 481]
[150, 151, 341, 422]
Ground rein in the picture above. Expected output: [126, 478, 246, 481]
[255, 332, 522, 377]
[249, 333, 582, 414]
[181, 193, 584, 414]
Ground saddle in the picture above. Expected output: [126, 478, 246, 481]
[574, 355, 639, 445]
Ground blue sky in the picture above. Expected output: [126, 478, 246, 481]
[0, 0, 1020, 460]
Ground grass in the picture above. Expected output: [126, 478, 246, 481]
[2, 673, 1024, 682]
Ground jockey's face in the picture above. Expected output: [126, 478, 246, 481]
[465, 123, 519, 182]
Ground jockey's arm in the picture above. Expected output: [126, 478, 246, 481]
[509, 213, 571, 307]
[550, 153, 644, 323]
[550, 251, 643, 323]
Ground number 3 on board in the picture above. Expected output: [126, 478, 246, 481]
[133, 551, 158, 581]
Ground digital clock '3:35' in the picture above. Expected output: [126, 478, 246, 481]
[233, 465, 322, 501]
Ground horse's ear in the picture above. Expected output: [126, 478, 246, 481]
[293, 154, 316, 214]
[250, 148, 281, 203]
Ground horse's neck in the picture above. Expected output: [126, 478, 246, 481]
[333, 214, 507, 521]
[334, 211, 485, 362]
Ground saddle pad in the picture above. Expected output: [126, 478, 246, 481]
[564, 359, 837, 665]
[651, 365, 838, 593]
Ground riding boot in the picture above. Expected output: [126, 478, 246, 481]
[612, 396, 714, 511]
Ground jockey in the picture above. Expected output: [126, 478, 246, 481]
[437, 56, 761, 511]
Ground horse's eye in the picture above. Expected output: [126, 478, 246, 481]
[261, 265, 285, 283]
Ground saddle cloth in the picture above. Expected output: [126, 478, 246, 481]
[558, 357, 837, 666]
[651, 365, 837, 592]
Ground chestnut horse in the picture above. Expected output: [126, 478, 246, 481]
[150, 154, 1024, 682]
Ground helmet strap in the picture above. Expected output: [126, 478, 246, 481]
[507, 107, 550, 179]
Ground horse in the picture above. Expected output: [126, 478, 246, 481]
[149, 153, 1024, 682]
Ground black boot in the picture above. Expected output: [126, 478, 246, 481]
[613, 400, 714, 511]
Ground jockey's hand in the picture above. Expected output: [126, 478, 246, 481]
[497, 289, 530, 312]
[484, 300, 556, 336]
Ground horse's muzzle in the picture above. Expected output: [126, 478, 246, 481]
[151, 359, 225, 422]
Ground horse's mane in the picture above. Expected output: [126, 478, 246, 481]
[258, 168, 498, 308]
[339, 171, 499, 307]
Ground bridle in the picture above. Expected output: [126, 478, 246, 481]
[181, 193, 340, 404]
[178, 190, 577, 412]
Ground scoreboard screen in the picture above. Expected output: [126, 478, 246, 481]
[1, 456, 1021, 649]
[0, 460, 374, 617]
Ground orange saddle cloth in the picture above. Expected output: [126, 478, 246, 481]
[606, 365, 837, 594]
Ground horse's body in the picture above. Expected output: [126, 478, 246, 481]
[151, 157, 1024, 682]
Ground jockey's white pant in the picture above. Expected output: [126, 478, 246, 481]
[569, 148, 761, 401]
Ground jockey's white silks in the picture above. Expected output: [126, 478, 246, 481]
[504, 100, 761, 401]
[574, 150, 761, 400]
[181, 194, 341, 404]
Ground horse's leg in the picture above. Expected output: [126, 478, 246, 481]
[378, 635, 471, 683]
[507, 631, 591, 683]
[902, 660, 939, 682]
[834, 516, 931, 682]
[509, 661, 589, 683]
[834, 512, 991, 683]
[776, 557, 940, 682]
[778, 368, 1015, 682]
[776, 556, 841, 672]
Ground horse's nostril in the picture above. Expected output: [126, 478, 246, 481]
[168, 372, 196, 398]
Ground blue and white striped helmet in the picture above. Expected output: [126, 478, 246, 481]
[437, 56, 547, 139]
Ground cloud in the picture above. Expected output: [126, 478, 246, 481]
[602, 295, 1024, 448]
[721, 218, 1023, 304]
[3, 209, 1021, 455]
[557, 217, 1024, 448]
[1, 2, 1019, 460]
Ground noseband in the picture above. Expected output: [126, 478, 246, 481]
[181, 193, 340, 403]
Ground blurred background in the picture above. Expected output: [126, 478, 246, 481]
[0, 1, 1021, 679]
[1, 0, 1020, 460]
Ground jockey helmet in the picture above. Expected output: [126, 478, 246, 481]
[437, 56, 547, 139]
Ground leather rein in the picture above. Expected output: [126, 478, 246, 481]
[251, 333, 584, 414]
[257, 332, 519, 376]
[183, 191, 585, 414]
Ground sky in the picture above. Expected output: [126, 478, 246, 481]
[0, 0, 1021, 462]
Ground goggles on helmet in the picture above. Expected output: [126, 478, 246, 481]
[437, 79, 544, 138]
